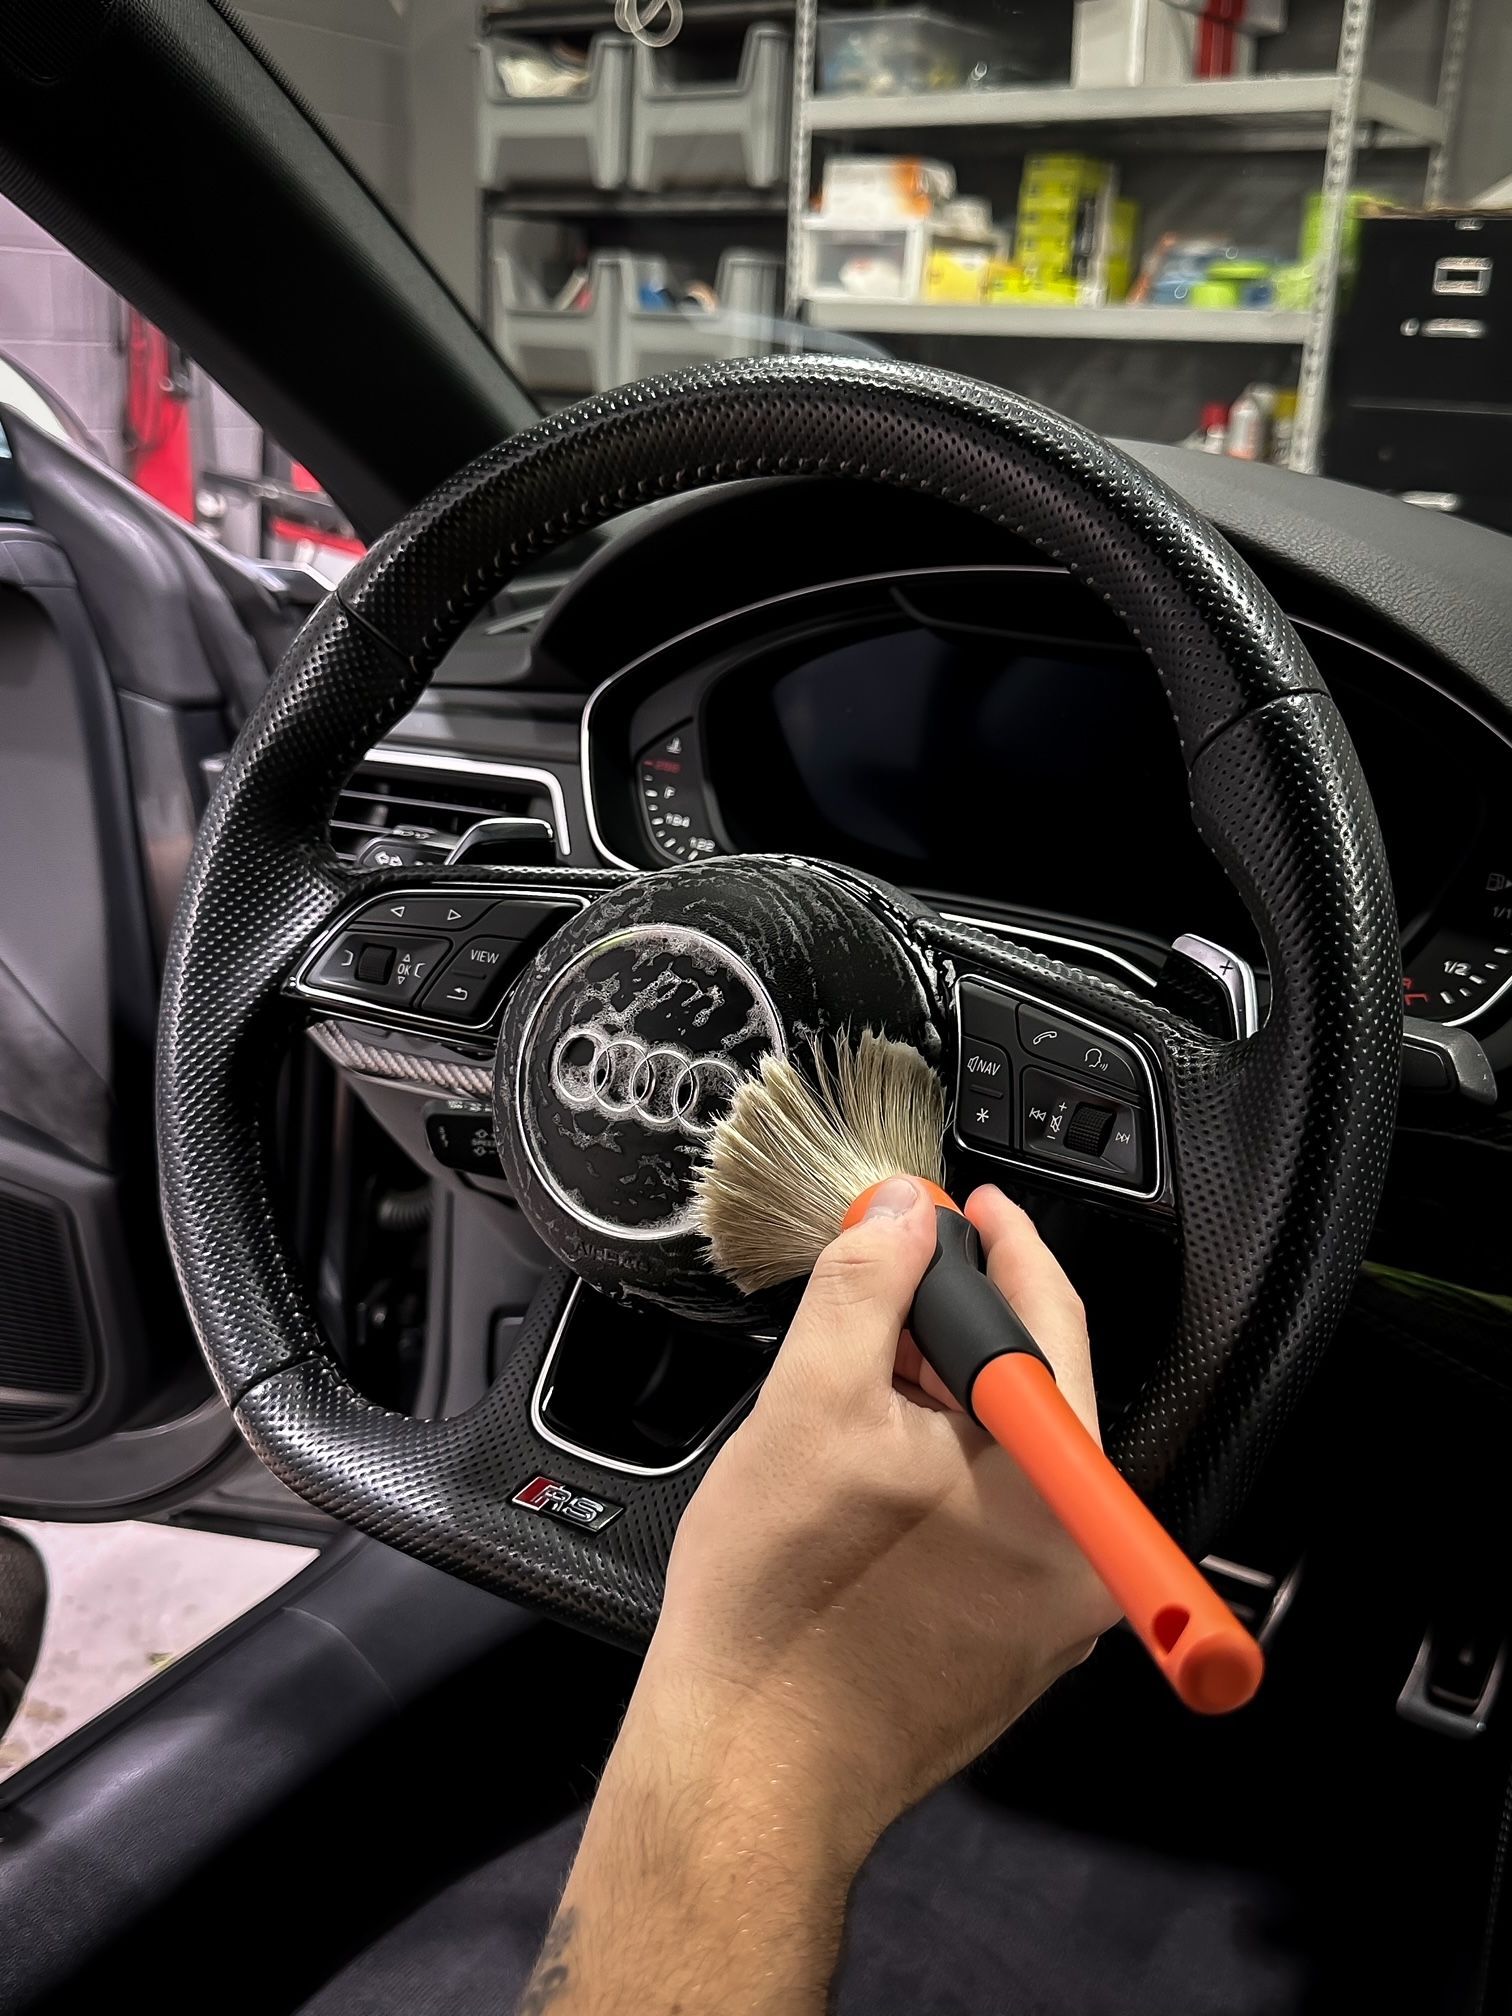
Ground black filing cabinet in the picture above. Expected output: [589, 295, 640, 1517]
[1324, 213, 1512, 518]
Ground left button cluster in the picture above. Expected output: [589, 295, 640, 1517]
[303, 892, 579, 1031]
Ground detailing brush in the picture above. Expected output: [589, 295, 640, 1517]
[694, 1031, 1264, 1717]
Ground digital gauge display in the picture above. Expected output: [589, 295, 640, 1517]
[636, 724, 720, 865]
[1403, 860, 1512, 1024]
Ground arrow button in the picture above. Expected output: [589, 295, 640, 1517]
[350, 893, 492, 931]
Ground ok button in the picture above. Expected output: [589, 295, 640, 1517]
[960, 1037, 1009, 1099]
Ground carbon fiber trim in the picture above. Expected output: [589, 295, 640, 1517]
[158, 358, 1399, 1630]
[306, 1022, 494, 1099]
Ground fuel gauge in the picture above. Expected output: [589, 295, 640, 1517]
[1402, 861, 1512, 1024]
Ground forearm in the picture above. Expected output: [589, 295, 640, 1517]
[517, 1667, 875, 2015]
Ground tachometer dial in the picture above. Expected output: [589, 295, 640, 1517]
[637, 724, 720, 865]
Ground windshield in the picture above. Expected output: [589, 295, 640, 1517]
[232, 0, 1502, 523]
[4, 2, 1502, 545]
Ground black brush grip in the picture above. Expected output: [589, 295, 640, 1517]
[910, 1207, 1053, 1420]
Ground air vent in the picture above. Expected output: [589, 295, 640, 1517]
[0, 1184, 94, 1436]
[331, 753, 563, 860]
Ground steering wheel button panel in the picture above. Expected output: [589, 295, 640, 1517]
[955, 980, 1162, 1201]
[1017, 1006, 1139, 1093]
[289, 883, 589, 1039]
[311, 932, 450, 1005]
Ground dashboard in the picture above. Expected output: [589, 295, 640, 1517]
[576, 553, 1512, 1035]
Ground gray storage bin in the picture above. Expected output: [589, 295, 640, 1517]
[494, 248, 658, 394]
[478, 33, 633, 191]
[629, 25, 790, 192]
[626, 250, 784, 377]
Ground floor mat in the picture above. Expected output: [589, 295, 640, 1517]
[297, 1775, 1310, 2015]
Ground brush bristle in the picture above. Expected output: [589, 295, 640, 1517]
[693, 1029, 946, 1293]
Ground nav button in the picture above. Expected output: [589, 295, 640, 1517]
[960, 1038, 1010, 1100]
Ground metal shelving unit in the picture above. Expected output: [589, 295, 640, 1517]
[475, 0, 1476, 468]
[784, 0, 1478, 472]
[482, 0, 791, 31]
[804, 300, 1311, 342]
[804, 73, 1446, 147]
[494, 188, 789, 215]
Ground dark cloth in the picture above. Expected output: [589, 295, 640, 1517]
[296, 1774, 1308, 2015]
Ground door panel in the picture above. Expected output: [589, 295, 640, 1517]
[0, 416, 289, 1511]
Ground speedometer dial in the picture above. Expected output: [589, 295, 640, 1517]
[1403, 859, 1512, 1024]
[636, 724, 720, 865]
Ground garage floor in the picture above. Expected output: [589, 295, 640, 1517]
[0, 1518, 316, 1782]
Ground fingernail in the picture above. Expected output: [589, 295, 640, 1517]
[863, 1176, 919, 1221]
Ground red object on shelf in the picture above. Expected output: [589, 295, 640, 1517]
[1165, 0, 1286, 79]
[124, 311, 195, 523]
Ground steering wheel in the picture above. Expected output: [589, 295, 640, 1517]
[157, 359, 1400, 1647]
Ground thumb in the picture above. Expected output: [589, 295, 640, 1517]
[765, 1176, 939, 1410]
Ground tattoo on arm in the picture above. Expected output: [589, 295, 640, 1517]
[517, 1907, 578, 2014]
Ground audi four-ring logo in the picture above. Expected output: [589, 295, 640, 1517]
[550, 1026, 741, 1137]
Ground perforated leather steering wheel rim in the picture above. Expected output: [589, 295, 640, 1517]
[157, 358, 1401, 1644]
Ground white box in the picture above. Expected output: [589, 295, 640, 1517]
[1073, 0, 1194, 86]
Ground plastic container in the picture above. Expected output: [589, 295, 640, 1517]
[801, 217, 928, 302]
[477, 32, 634, 192]
[816, 9, 1018, 95]
[494, 244, 785, 392]
[629, 25, 790, 191]
[492, 247, 655, 393]
[627, 250, 783, 376]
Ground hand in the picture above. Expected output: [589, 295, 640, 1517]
[641, 1178, 1119, 1846]
[518, 1183, 1117, 2015]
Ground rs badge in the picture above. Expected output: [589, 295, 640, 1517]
[512, 1474, 625, 1534]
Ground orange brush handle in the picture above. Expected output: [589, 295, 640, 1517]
[970, 1354, 1263, 1714]
[842, 1181, 1262, 1714]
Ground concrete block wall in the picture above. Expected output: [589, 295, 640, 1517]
[0, 196, 126, 467]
